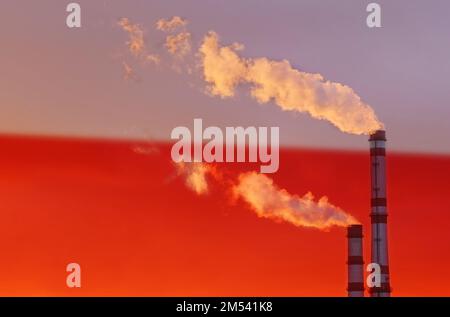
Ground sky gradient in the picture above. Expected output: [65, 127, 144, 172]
[1, 1, 450, 296]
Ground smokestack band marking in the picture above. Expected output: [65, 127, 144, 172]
[347, 224, 364, 297]
[369, 129, 391, 297]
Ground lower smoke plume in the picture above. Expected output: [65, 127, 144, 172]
[176, 162, 218, 195]
[233, 172, 358, 229]
[176, 162, 358, 230]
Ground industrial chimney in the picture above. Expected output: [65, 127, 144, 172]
[369, 130, 391, 297]
[347, 224, 364, 297]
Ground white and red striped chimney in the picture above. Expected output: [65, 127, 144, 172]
[347, 224, 364, 297]
[369, 130, 391, 297]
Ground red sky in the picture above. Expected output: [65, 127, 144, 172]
[0, 135, 449, 296]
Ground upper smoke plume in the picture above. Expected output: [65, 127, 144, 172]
[117, 18, 382, 135]
[199, 32, 383, 135]
[156, 16, 192, 60]
[118, 18, 145, 56]
[233, 172, 358, 229]
[165, 32, 192, 58]
[199, 32, 247, 97]
[122, 62, 134, 80]
[118, 18, 160, 64]
[156, 16, 188, 32]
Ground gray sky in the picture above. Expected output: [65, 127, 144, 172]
[1, 0, 449, 153]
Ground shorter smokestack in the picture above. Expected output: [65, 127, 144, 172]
[347, 224, 364, 297]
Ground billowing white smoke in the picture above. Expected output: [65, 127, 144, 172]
[176, 162, 218, 195]
[117, 18, 372, 229]
[165, 32, 192, 58]
[177, 165, 357, 230]
[156, 16, 192, 60]
[233, 172, 358, 229]
[199, 32, 247, 97]
[199, 32, 383, 135]
[118, 18, 383, 136]
[118, 18, 160, 64]
[118, 18, 144, 56]
[156, 16, 188, 32]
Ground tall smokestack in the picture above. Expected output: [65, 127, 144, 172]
[347, 224, 364, 297]
[369, 130, 391, 297]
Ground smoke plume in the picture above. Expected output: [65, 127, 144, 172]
[122, 62, 134, 80]
[118, 18, 145, 56]
[176, 162, 358, 230]
[165, 32, 192, 58]
[156, 16, 188, 32]
[117, 18, 383, 135]
[199, 32, 247, 97]
[199, 31, 383, 135]
[118, 18, 160, 64]
[233, 172, 358, 229]
[117, 17, 367, 230]
[176, 162, 218, 195]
